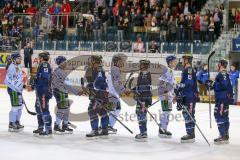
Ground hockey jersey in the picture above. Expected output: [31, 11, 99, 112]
[158, 67, 176, 102]
[4, 63, 24, 93]
[35, 61, 52, 97]
[213, 71, 233, 103]
[180, 66, 199, 102]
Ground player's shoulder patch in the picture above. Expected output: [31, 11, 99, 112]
[43, 62, 48, 68]
[188, 68, 192, 74]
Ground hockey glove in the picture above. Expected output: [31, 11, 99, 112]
[205, 80, 214, 90]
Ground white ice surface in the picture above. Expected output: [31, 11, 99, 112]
[0, 88, 240, 160]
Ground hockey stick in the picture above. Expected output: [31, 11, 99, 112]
[81, 78, 134, 134]
[181, 103, 210, 146]
[124, 72, 134, 88]
[207, 50, 215, 128]
[22, 98, 37, 116]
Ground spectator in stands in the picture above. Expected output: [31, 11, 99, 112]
[53, 2, 61, 26]
[117, 16, 124, 41]
[58, 24, 66, 40]
[93, 16, 102, 41]
[229, 63, 239, 105]
[13, 1, 23, 13]
[32, 23, 40, 40]
[208, 16, 215, 42]
[148, 41, 159, 53]
[142, 1, 150, 17]
[134, 8, 144, 27]
[112, 3, 119, 26]
[176, 2, 184, 16]
[160, 15, 168, 42]
[168, 15, 177, 42]
[101, 9, 109, 40]
[26, 3, 37, 15]
[0, 21, 3, 36]
[194, 11, 201, 40]
[177, 13, 186, 42]
[119, 1, 127, 17]
[186, 12, 194, 42]
[200, 15, 208, 42]
[76, 14, 85, 41]
[235, 9, 240, 29]
[197, 63, 209, 97]
[85, 16, 93, 41]
[213, 7, 223, 39]
[3, 2, 12, 15]
[133, 36, 145, 53]
[183, 1, 190, 16]
[23, 42, 33, 72]
[61, 0, 71, 27]
[123, 10, 130, 40]
[95, 0, 106, 15]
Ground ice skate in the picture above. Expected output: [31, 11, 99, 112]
[54, 124, 65, 135]
[108, 126, 117, 134]
[214, 134, 229, 145]
[86, 130, 99, 139]
[135, 132, 148, 142]
[158, 128, 172, 138]
[181, 133, 195, 143]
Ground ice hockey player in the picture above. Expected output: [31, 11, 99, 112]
[32, 52, 53, 137]
[85, 55, 109, 138]
[134, 60, 152, 142]
[52, 56, 83, 134]
[158, 55, 177, 138]
[179, 54, 199, 143]
[206, 59, 233, 144]
[4, 53, 25, 132]
[107, 55, 130, 134]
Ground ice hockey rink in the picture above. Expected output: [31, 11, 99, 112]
[0, 88, 240, 160]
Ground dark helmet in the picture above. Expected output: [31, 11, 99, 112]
[39, 51, 50, 61]
[55, 56, 66, 65]
[112, 55, 122, 66]
[166, 55, 177, 65]
[219, 59, 228, 68]
[11, 52, 21, 61]
[139, 59, 150, 68]
[182, 53, 193, 63]
[91, 55, 103, 64]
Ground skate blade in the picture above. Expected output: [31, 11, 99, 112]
[158, 134, 172, 139]
[63, 131, 73, 135]
[181, 139, 195, 143]
[214, 140, 229, 145]
[135, 138, 148, 142]
[38, 135, 53, 138]
[18, 128, 24, 132]
[53, 131, 65, 135]
[108, 131, 117, 135]
[8, 128, 20, 133]
[99, 135, 109, 139]
[86, 136, 99, 140]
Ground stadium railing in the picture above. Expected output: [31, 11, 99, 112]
[33, 40, 213, 55]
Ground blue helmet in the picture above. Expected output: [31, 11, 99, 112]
[166, 55, 176, 65]
[11, 52, 21, 60]
[55, 56, 66, 65]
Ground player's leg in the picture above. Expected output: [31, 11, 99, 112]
[99, 106, 109, 137]
[39, 95, 52, 136]
[214, 103, 229, 144]
[181, 102, 196, 143]
[108, 99, 121, 134]
[33, 96, 44, 134]
[159, 100, 172, 138]
[86, 100, 99, 138]
[53, 92, 65, 134]
[16, 94, 24, 130]
[135, 100, 148, 142]
[62, 107, 73, 134]
[7, 88, 22, 132]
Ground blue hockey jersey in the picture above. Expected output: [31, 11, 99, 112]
[213, 71, 233, 103]
[197, 69, 209, 84]
[180, 66, 199, 102]
[35, 61, 52, 98]
[229, 70, 239, 87]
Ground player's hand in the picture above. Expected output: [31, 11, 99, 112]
[173, 96, 177, 104]
[205, 80, 214, 89]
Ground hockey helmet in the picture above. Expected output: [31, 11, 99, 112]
[166, 55, 177, 65]
[55, 56, 67, 65]
[39, 51, 50, 61]
[219, 59, 228, 68]
[11, 52, 21, 61]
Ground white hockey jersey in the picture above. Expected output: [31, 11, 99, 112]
[107, 66, 125, 98]
[158, 67, 176, 102]
[4, 63, 24, 93]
